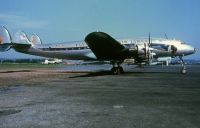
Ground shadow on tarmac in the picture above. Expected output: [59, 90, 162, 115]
[69, 71, 113, 78]
[0, 109, 22, 116]
[0, 70, 33, 73]
[68, 70, 179, 78]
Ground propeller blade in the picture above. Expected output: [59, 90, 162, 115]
[148, 32, 151, 46]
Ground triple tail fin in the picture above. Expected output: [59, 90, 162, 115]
[0, 26, 33, 52]
[14, 31, 43, 46]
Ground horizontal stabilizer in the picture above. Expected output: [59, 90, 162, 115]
[0, 26, 31, 52]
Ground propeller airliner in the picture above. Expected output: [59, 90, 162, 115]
[0, 26, 195, 74]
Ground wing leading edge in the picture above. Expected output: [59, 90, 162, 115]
[85, 32, 129, 60]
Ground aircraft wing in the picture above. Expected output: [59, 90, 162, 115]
[85, 32, 129, 60]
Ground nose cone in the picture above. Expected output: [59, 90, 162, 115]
[188, 45, 196, 55]
[194, 48, 196, 53]
[183, 44, 196, 55]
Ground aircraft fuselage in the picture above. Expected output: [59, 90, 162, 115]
[14, 38, 195, 61]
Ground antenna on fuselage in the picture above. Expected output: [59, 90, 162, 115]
[147, 32, 154, 64]
[148, 32, 151, 46]
[147, 32, 151, 63]
[164, 33, 168, 39]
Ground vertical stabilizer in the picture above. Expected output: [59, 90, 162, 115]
[13, 31, 31, 44]
[0, 26, 12, 51]
[30, 34, 43, 45]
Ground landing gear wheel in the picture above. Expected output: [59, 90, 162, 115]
[119, 66, 124, 74]
[111, 67, 116, 73]
[110, 61, 124, 75]
[111, 67, 119, 75]
[111, 67, 124, 75]
[181, 66, 186, 74]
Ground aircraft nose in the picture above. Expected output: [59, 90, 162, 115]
[177, 44, 195, 56]
[186, 44, 196, 55]
[194, 48, 196, 53]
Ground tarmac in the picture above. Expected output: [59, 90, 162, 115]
[0, 64, 200, 128]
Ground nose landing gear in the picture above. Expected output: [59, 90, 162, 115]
[179, 56, 186, 74]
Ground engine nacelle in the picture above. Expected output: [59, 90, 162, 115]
[136, 43, 149, 60]
[129, 43, 156, 64]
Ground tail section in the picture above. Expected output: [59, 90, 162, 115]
[0, 26, 12, 51]
[14, 32, 43, 46]
[30, 34, 43, 45]
[0, 26, 34, 52]
[14, 31, 43, 46]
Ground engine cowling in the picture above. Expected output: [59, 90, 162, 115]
[129, 43, 155, 64]
[136, 43, 150, 60]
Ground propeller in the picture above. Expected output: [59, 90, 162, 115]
[147, 32, 156, 64]
[148, 32, 151, 46]
[147, 32, 151, 64]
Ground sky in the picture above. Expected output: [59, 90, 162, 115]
[0, 0, 200, 59]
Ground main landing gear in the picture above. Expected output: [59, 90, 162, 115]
[110, 61, 124, 75]
[179, 56, 186, 74]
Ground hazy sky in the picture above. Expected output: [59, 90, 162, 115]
[0, 0, 200, 59]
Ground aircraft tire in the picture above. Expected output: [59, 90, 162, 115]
[119, 66, 124, 74]
[181, 66, 186, 74]
[111, 67, 123, 75]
